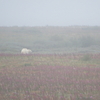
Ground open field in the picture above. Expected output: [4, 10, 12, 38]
[0, 53, 100, 100]
[0, 26, 100, 53]
[0, 26, 100, 99]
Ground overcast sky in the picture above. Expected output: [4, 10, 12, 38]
[0, 0, 100, 26]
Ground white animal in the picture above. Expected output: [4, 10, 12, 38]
[21, 48, 32, 54]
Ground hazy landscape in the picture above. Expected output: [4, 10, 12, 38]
[1, 0, 100, 99]
[0, 53, 100, 100]
[0, 26, 100, 54]
[0, 26, 100, 100]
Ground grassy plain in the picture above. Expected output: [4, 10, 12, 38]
[0, 26, 100, 100]
[0, 53, 100, 100]
[0, 26, 100, 53]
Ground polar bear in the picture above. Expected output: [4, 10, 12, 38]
[21, 48, 32, 54]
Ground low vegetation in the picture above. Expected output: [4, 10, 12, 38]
[0, 53, 100, 100]
[0, 26, 100, 53]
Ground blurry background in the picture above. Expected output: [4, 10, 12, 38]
[0, 26, 100, 53]
[0, 0, 100, 53]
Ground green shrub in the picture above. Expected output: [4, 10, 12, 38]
[81, 54, 91, 61]
[24, 63, 32, 66]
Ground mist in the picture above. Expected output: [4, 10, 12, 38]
[0, 0, 100, 26]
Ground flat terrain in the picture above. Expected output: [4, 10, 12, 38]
[0, 26, 100, 100]
[0, 53, 100, 100]
[0, 26, 100, 53]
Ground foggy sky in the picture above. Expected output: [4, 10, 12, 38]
[0, 0, 100, 26]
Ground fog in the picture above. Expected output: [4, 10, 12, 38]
[0, 0, 100, 26]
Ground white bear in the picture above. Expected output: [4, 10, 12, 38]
[21, 48, 32, 54]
